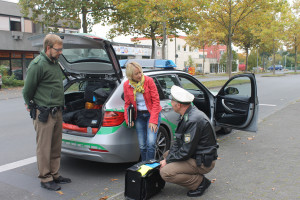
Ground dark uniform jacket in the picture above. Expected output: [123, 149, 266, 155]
[166, 105, 218, 167]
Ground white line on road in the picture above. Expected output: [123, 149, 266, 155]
[0, 156, 36, 173]
[259, 104, 277, 107]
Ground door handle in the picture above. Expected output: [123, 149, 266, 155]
[222, 99, 233, 113]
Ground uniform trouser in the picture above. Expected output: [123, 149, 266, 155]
[160, 151, 215, 190]
[33, 110, 62, 183]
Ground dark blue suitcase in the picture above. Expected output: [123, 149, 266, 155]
[125, 160, 165, 200]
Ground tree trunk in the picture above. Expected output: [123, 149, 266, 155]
[151, 38, 156, 59]
[295, 45, 297, 73]
[227, 0, 232, 78]
[245, 47, 249, 71]
[162, 22, 166, 59]
[272, 39, 276, 75]
[202, 44, 205, 74]
[82, 6, 88, 33]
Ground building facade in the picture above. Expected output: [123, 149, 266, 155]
[133, 36, 227, 73]
[0, 0, 78, 80]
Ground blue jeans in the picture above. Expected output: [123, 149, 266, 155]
[135, 112, 161, 161]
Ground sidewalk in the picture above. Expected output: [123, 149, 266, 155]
[110, 100, 300, 200]
[0, 87, 23, 100]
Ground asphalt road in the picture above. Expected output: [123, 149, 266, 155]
[0, 73, 300, 200]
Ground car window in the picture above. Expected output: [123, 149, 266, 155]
[177, 75, 205, 99]
[155, 75, 180, 99]
[224, 76, 251, 98]
[62, 48, 110, 63]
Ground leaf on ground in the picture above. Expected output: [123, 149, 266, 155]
[211, 178, 216, 183]
[241, 142, 246, 144]
[99, 196, 109, 200]
[272, 188, 276, 191]
[111, 179, 118, 181]
[247, 137, 254, 140]
[104, 188, 109, 191]
[217, 157, 221, 160]
[236, 137, 241, 139]
[56, 191, 64, 195]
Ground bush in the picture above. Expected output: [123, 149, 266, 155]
[2, 74, 24, 88]
[0, 66, 9, 76]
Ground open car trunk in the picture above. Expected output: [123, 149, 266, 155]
[62, 79, 116, 136]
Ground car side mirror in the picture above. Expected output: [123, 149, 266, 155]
[225, 87, 239, 95]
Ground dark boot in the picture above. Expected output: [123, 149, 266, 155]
[187, 176, 211, 197]
[54, 176, 72, 184]
[41, 181, 61, 191]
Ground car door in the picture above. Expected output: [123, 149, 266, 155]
[215, 73, 259, 132]
[152, 74, 181, 135]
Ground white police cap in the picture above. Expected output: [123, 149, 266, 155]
[170, 85, 194, 104]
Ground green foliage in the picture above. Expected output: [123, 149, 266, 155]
[220, 51, 238, 72]
[187, 56, 194, 68]
[0, 66, 9, 76]
[2, 75, 24, 88]
[18, 0, 113, 33]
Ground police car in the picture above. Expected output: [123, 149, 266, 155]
[29, 33, 259, 163]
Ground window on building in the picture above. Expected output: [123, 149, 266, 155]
[0, 16, 10, 31]
[24, 19, 33, 33]
[184, 45, 186, 52]
[10, 17, 21, 31]
[177, 45, 180, 51]
[189, 46, 192, 52]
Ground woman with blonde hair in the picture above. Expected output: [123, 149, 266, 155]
[123, 62, 162, 161]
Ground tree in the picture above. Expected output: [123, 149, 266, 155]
[18, 0, 114, 33]
[284, 1, 300, 72]
[201, 0, 267, 78]
[220, 51, 238, 72]
[108, 0, 197, 59]
[185, 20, 223, 73]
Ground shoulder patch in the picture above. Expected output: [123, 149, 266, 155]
[184, 114, 189, 121]
[184, 133, 191, 143]
[33, 56, 41, 64]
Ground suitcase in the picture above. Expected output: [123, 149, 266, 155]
[125, 160, 165, 200]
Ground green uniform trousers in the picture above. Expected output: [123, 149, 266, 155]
[33, 110, 62, 183]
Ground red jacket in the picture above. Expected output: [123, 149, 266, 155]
[124, 76, 162, 125]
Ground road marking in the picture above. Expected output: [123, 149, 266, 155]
[0, 156, 36, 173]
[259, 104, 277, 107]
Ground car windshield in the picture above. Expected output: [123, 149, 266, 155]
[62, 48, 110, 63]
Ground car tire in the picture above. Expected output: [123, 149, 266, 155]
[155, 126, 171, 160]
[217, 127, 232, 135]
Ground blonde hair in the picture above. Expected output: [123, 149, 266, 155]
[125, 62, 143, 80]
[43, 34, 63, 52]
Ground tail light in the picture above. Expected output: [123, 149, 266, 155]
[102, 111, 124, 127]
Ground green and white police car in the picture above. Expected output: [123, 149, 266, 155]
[30, 33, 259, 163]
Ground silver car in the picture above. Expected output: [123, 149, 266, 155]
[30, 33, 259, 163]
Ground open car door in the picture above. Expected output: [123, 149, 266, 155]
[215, 73, 259, 132]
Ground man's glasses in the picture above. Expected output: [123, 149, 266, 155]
[52, 47, 63, 52]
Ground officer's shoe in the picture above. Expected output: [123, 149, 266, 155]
[54, 176, 72, 184]
[187, 176, 211, 197]
[41, 181, 61, 191]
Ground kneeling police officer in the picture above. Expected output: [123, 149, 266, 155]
[160, 85, 218, 197]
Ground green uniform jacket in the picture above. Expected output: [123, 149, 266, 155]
[23, 51, 64, 107]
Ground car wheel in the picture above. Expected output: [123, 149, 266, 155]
[155, 126, 171, 160]
[217, 127, 232, 135]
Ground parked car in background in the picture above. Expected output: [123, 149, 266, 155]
[0, 73, 2, 90]
[268, 65, 283, 70]
[30, 33, 259, 163]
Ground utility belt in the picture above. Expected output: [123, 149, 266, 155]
[192, 152, 218, 167]
[29, 101, 63, 122]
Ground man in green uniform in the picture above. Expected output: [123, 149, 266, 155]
[160, 85, 218, 197]
[23, 34, 71, 191]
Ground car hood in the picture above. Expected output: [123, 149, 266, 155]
[29, 33, 123, 80]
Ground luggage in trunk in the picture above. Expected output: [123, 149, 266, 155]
[125, 160, 165, 200]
